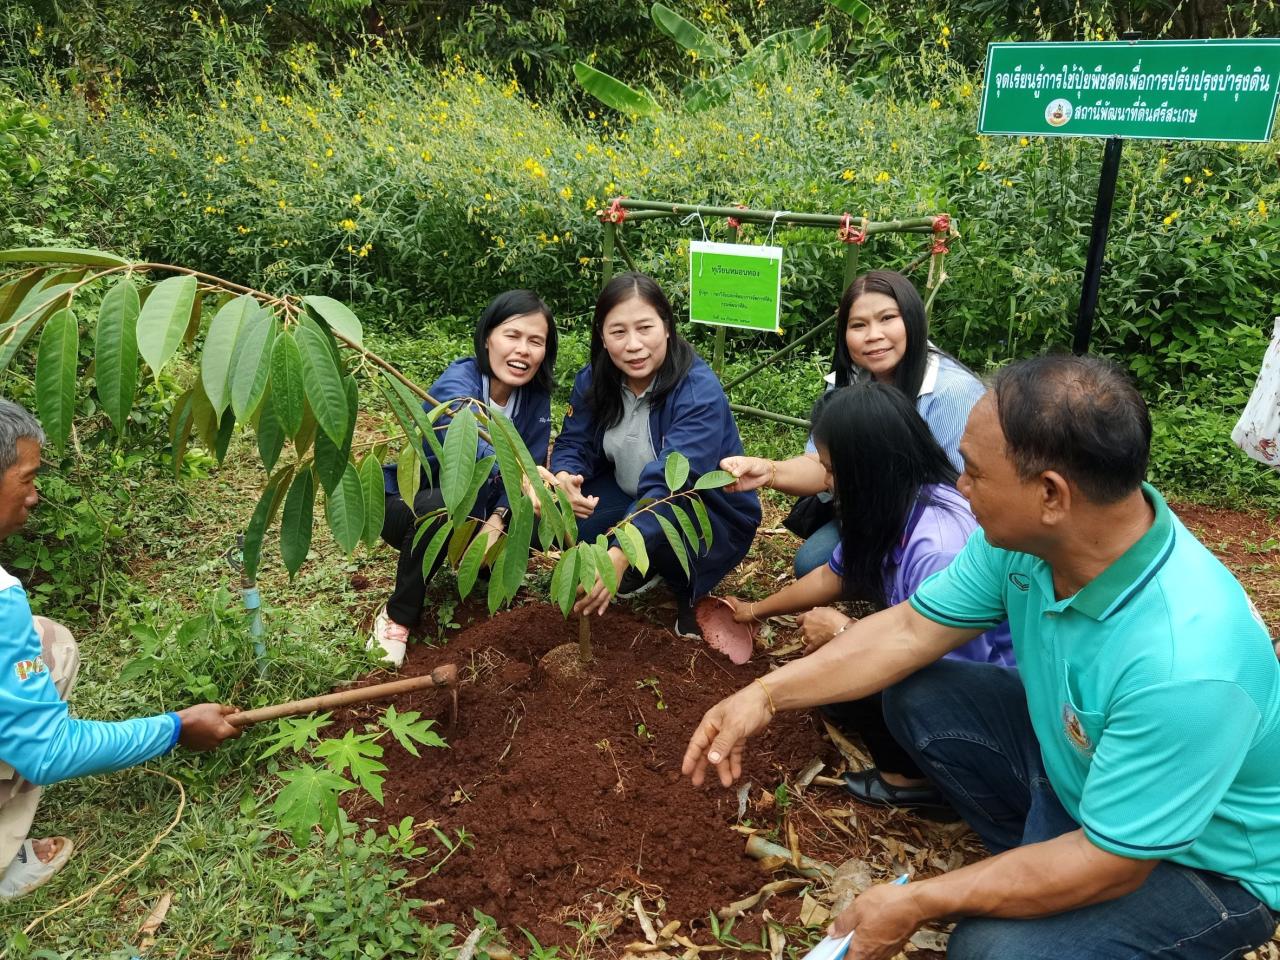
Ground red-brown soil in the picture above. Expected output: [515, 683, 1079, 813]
[332, 602, 844, 949]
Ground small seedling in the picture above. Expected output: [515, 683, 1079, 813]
[634, 722, 655, 743]
[636, 676, 667, 710]
[773, 783, 791, 811]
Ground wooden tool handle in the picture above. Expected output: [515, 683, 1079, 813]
[227, 663, 458, 728]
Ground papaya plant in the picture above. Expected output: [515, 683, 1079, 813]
[0, 247, 735, 662]
[573, 0, 873, 115]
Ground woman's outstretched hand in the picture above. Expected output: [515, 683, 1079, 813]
[719, 456, 772, 493]
[796, 606, 854, 654]
[681, 681, 775, 787]
[554, 472, 599, 519]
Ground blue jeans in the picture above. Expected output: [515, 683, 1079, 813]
[882, 660, 1279, 959]
[794, 518, 839, 578]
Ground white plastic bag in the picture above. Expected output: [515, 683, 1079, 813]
[1231, 317, 1280, 471]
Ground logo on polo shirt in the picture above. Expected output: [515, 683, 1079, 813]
[1062, 703, 1094, 757]
[13, 655, 47, 683]
[1009, 572, 1031, 592]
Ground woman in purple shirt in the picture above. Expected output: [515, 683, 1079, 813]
[726, 382, 1013, 817]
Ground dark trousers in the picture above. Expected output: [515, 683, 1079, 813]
[882, 660, 1279, 959]
[820, 692, 924, 779]
[380, 487, 452, 628]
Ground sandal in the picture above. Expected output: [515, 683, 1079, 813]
[0, 837, 75, 900]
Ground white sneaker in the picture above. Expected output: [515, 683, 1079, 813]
[0, 837, 74, 900]
[366, 606, 409, 668]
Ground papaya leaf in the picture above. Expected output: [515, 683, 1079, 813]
[273, 765, 354, 845]
[34, 308, 78, 453]
[137, 274, 196, 378]
[379, 705, 446, 758]
[94, 277, 139, 435]
[312, 730, 386, 805]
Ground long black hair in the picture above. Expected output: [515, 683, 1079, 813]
[586, 272, 695, 430]
[473, 289, 557, 393]
[810, 383, 960, 609]
[831, 270, 930, 397]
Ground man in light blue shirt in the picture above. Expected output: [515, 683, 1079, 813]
[683, 355, 1280, 959]
[0, 400, 240, 900]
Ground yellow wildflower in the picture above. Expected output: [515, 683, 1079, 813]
[930, 99, 941, 110]
[339, 218, 357, 231]
[351, 193, 363, 205]
[1202, 167, 1213, 177]
[875, 171, 890, 183]
[559, 186, 573, 200]
[841, 169, 855, 181]
[960, 83, 973, 97]
[277, 199, 286, 209]
[977, 160, 990, 172]
[1019, 137, 1029, 147]
[1183, 176, 1192, 184]
[1258, 199, 1268, 216]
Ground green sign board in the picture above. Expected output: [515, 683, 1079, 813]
[688, 241, 783, 332]
[979, 39, 1280, 142]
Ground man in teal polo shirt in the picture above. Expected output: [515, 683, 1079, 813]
[682, 355, 1280, 959]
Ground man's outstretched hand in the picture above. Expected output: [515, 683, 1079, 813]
[176, 704, 243, 751]
[681, 682, 775, 787]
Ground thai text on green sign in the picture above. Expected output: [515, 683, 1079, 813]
[979, 39, 1280, 142]
[688, 241, 783, 332]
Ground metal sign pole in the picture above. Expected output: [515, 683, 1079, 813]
[1072, 135, 1124, 355]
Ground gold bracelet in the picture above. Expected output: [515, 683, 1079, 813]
[749, 602, 765, 624]
[754, 677, 776, 716]
[767, 460, 777, 489]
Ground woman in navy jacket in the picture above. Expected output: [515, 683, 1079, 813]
[372, 290, 557, 666]
[552, 272, 760, 637]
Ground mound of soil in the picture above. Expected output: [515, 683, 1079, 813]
[332, 601, 830, 947]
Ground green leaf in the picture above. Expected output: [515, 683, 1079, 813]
[440, 407, 479, 523]
[242, 471, 284, 581]
[615, 522, 649, 576]
[593, 536, 618, 595]
[379, 706, 446, 758]
[691, 497, 714, 550]
[324, 462, 366, 554]
[201, 294, 256, 415]
[416, 517, 451, 582]
[0, 279, 76, 377]
[273, 765, 355, 844]
[551, 548, 579, 616]
[572, 61, 660, 116]
[137, 274, 196, 378]
[656, 514, 690, 579]
[280, 468, 315, 577]
[169, 387, 196, 476]
[555, 484, 579, 547]
[650, 2, 730, 59]
[693, 469, 736, 491]
[0, 246, 128, 268]
[395, 445, 420, 509]
[94, 277, 139, 435]
[456, 531, 488, 598]
[213, 407, 235, 464]
[313, 377, 357, 494]
[486, 406, 561, 543]
[295, 314, 350, 448]
[576, 542, 599, 595]
[34, 308, 78, 453]
[0, 271, 46, 332]
[454, 455, 495, 528]
[313, 729, 387, 805]
[828, 0, 872, 23]
[500, 497, 534, 604]
[258, 713, 333, 759]
[359, 453, 386, 548]
[229, 308, 277, 420]
[664, 450, 690, 492]
[190, 379, 218, 453]
[670, 502, 702, 557]
[256, 400, 284, 473]
[447, 516, 478, 567]
[269, 331, 306, 437]
[302, 295, 363, 348]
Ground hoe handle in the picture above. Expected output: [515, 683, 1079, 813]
[227, 663, 458, 728]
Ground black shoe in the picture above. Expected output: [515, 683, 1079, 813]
[842, 769, 958, 821]
[617, 567, 660, 598]
[674, 596, 700, 638]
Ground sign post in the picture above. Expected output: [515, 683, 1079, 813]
[688, 240, 784, 333]
[979, 38, 1280, 353]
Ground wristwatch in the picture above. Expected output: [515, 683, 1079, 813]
[491, 506, 510, 525]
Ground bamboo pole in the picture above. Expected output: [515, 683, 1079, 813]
[226, 664, 458, 727]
